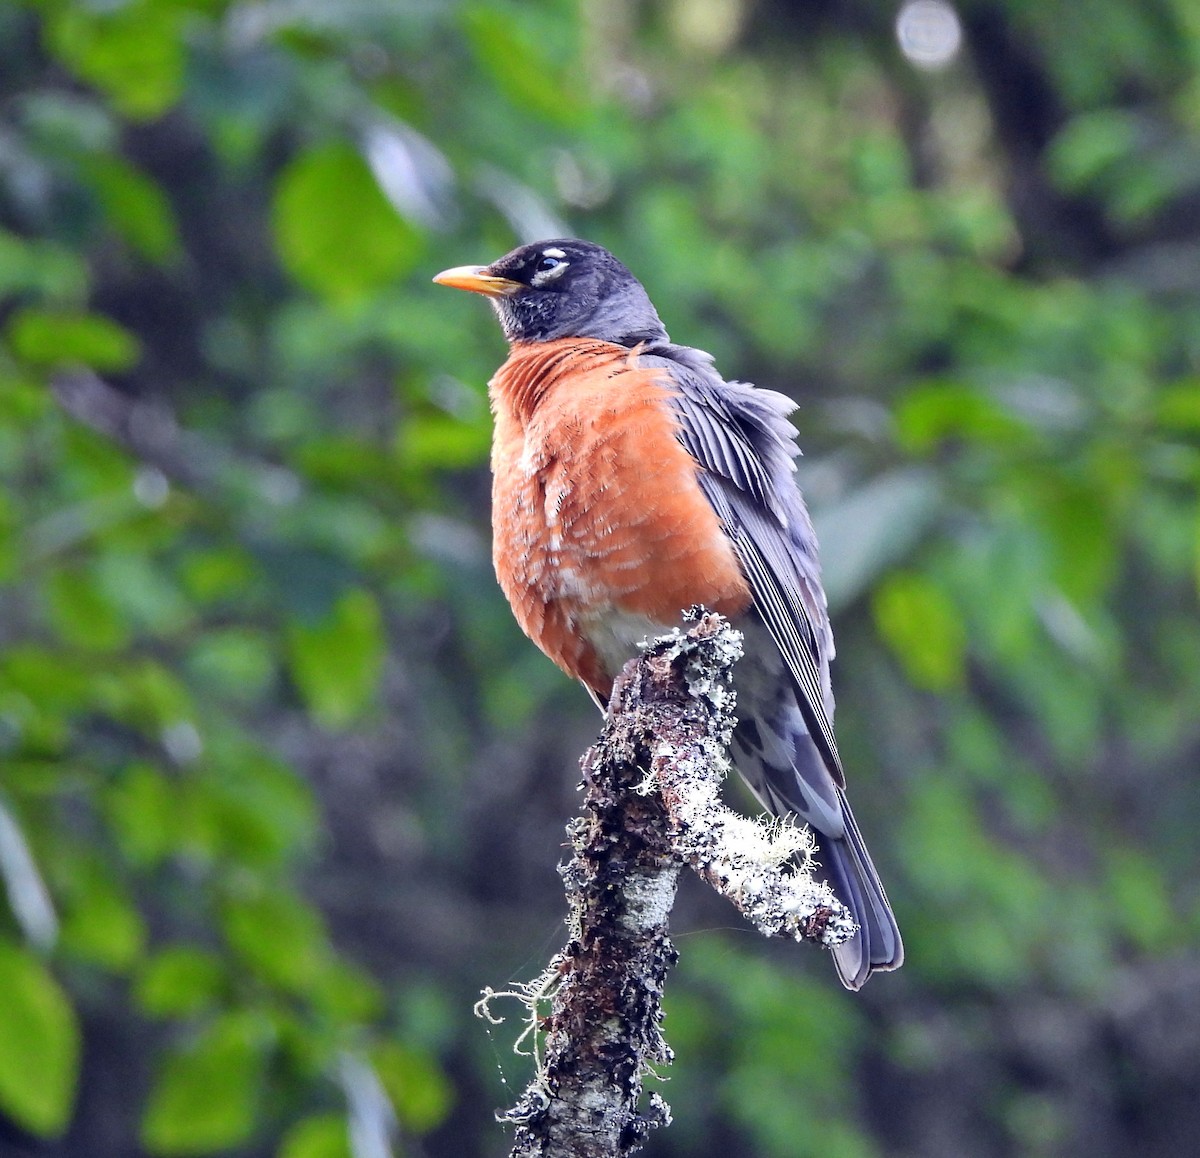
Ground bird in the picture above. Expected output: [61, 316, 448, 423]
[433, 238, 902, 989]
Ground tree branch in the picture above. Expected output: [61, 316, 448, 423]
[483, 610, 853, 1158]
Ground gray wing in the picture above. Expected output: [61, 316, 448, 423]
[639, 346, 843, 785]
[640, 346, 903, 989]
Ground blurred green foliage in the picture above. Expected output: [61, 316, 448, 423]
[1, 0, 1199, 1155]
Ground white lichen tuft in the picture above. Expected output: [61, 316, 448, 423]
[652, 610, 745, 742]
[639, 615, 857, 950]
[654, 734, 854, 947]
[475, 957, 565, 1074]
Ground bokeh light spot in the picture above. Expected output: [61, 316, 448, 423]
[896, 0, 963, 70]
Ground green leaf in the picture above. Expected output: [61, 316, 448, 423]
[286, 588, 385, 728]
[181, 758, 316, 868]
[397, 412, 491, 471]
[278, 1114, 352, 1158]
[894, 381, 1028, 454]
[180, 547, 260, 604]
[136, 946, 226, 1019]
[1031, 475, 1117, 605]
[221, 890, 328, 993]
[371, 1040, 453, 1133]
[0, 490, 15, 582]
[59, 873, 147, 971]
[81, 154, 182, 265]
[211, 747, 317, 859]
[1157, 381, 1200, 430]
[46, 3, 185, 121]
[1106, 849, 1175, 953]
[903, 777, 984, 902]
[141, 1013, 265, 1155]
[272, 143, 421, 302]
[1047, 111, 1139, 193]
[0, 230, 89, 303]
[45, 565, 130, 651]
[0, 941, 81, 1137]
[310, 959, 385, 1023]
[91, 658, 195, 733]
[7, 308, 140, 372]
[186, 628, 275, 701]
[95, 551, 193, 637]
[463, 5, 582, 125]
[872, 570, 967, 691]
[105, 762, 178, 867]
[0, 647, 92, 751]
[1196, 503, 1200, 599]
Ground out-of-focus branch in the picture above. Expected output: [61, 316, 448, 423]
[484, 610, 853, 1158]
[52, 369, 303, 502]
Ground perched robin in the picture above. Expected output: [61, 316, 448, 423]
[434, 239, 902, 989]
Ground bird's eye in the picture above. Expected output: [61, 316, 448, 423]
[530, 251, 570, 286]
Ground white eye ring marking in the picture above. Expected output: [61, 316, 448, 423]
[531, 251, 570, 286]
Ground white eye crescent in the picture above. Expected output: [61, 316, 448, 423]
[532, 250, 569, 285]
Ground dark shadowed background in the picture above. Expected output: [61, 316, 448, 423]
[1, 1, 1199, 1155]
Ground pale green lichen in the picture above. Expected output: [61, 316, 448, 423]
[642, 616, 856, 949]
[475, 957, 565, 1072]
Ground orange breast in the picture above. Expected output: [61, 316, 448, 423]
[489, 338, 752, 697]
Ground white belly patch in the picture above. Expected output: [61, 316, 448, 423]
[580, 607, 676, 681]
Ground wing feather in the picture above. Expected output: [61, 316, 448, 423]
[640, 348, 843, 783]
[637, 343, 903, 988]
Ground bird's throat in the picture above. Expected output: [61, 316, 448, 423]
[490, 338, 632, 425]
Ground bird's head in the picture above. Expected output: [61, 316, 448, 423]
[433, 239, 669, 347]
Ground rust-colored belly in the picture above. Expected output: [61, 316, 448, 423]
[489, 339, 751, 697]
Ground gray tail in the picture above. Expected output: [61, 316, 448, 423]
[820, 788, 903, 990]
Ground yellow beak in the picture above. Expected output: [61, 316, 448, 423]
[432, 265, 523, 296]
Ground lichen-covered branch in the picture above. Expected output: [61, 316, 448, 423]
[487, 610, 853, 1158]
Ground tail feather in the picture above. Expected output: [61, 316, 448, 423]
[820, 789, 903, 990]
[733, 723, 904, 988]
[730, 638, 902, 989]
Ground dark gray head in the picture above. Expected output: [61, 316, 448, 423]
[433, 239, 669, 346]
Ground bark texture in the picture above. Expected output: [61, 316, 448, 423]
[500, 610, 850, 1158]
